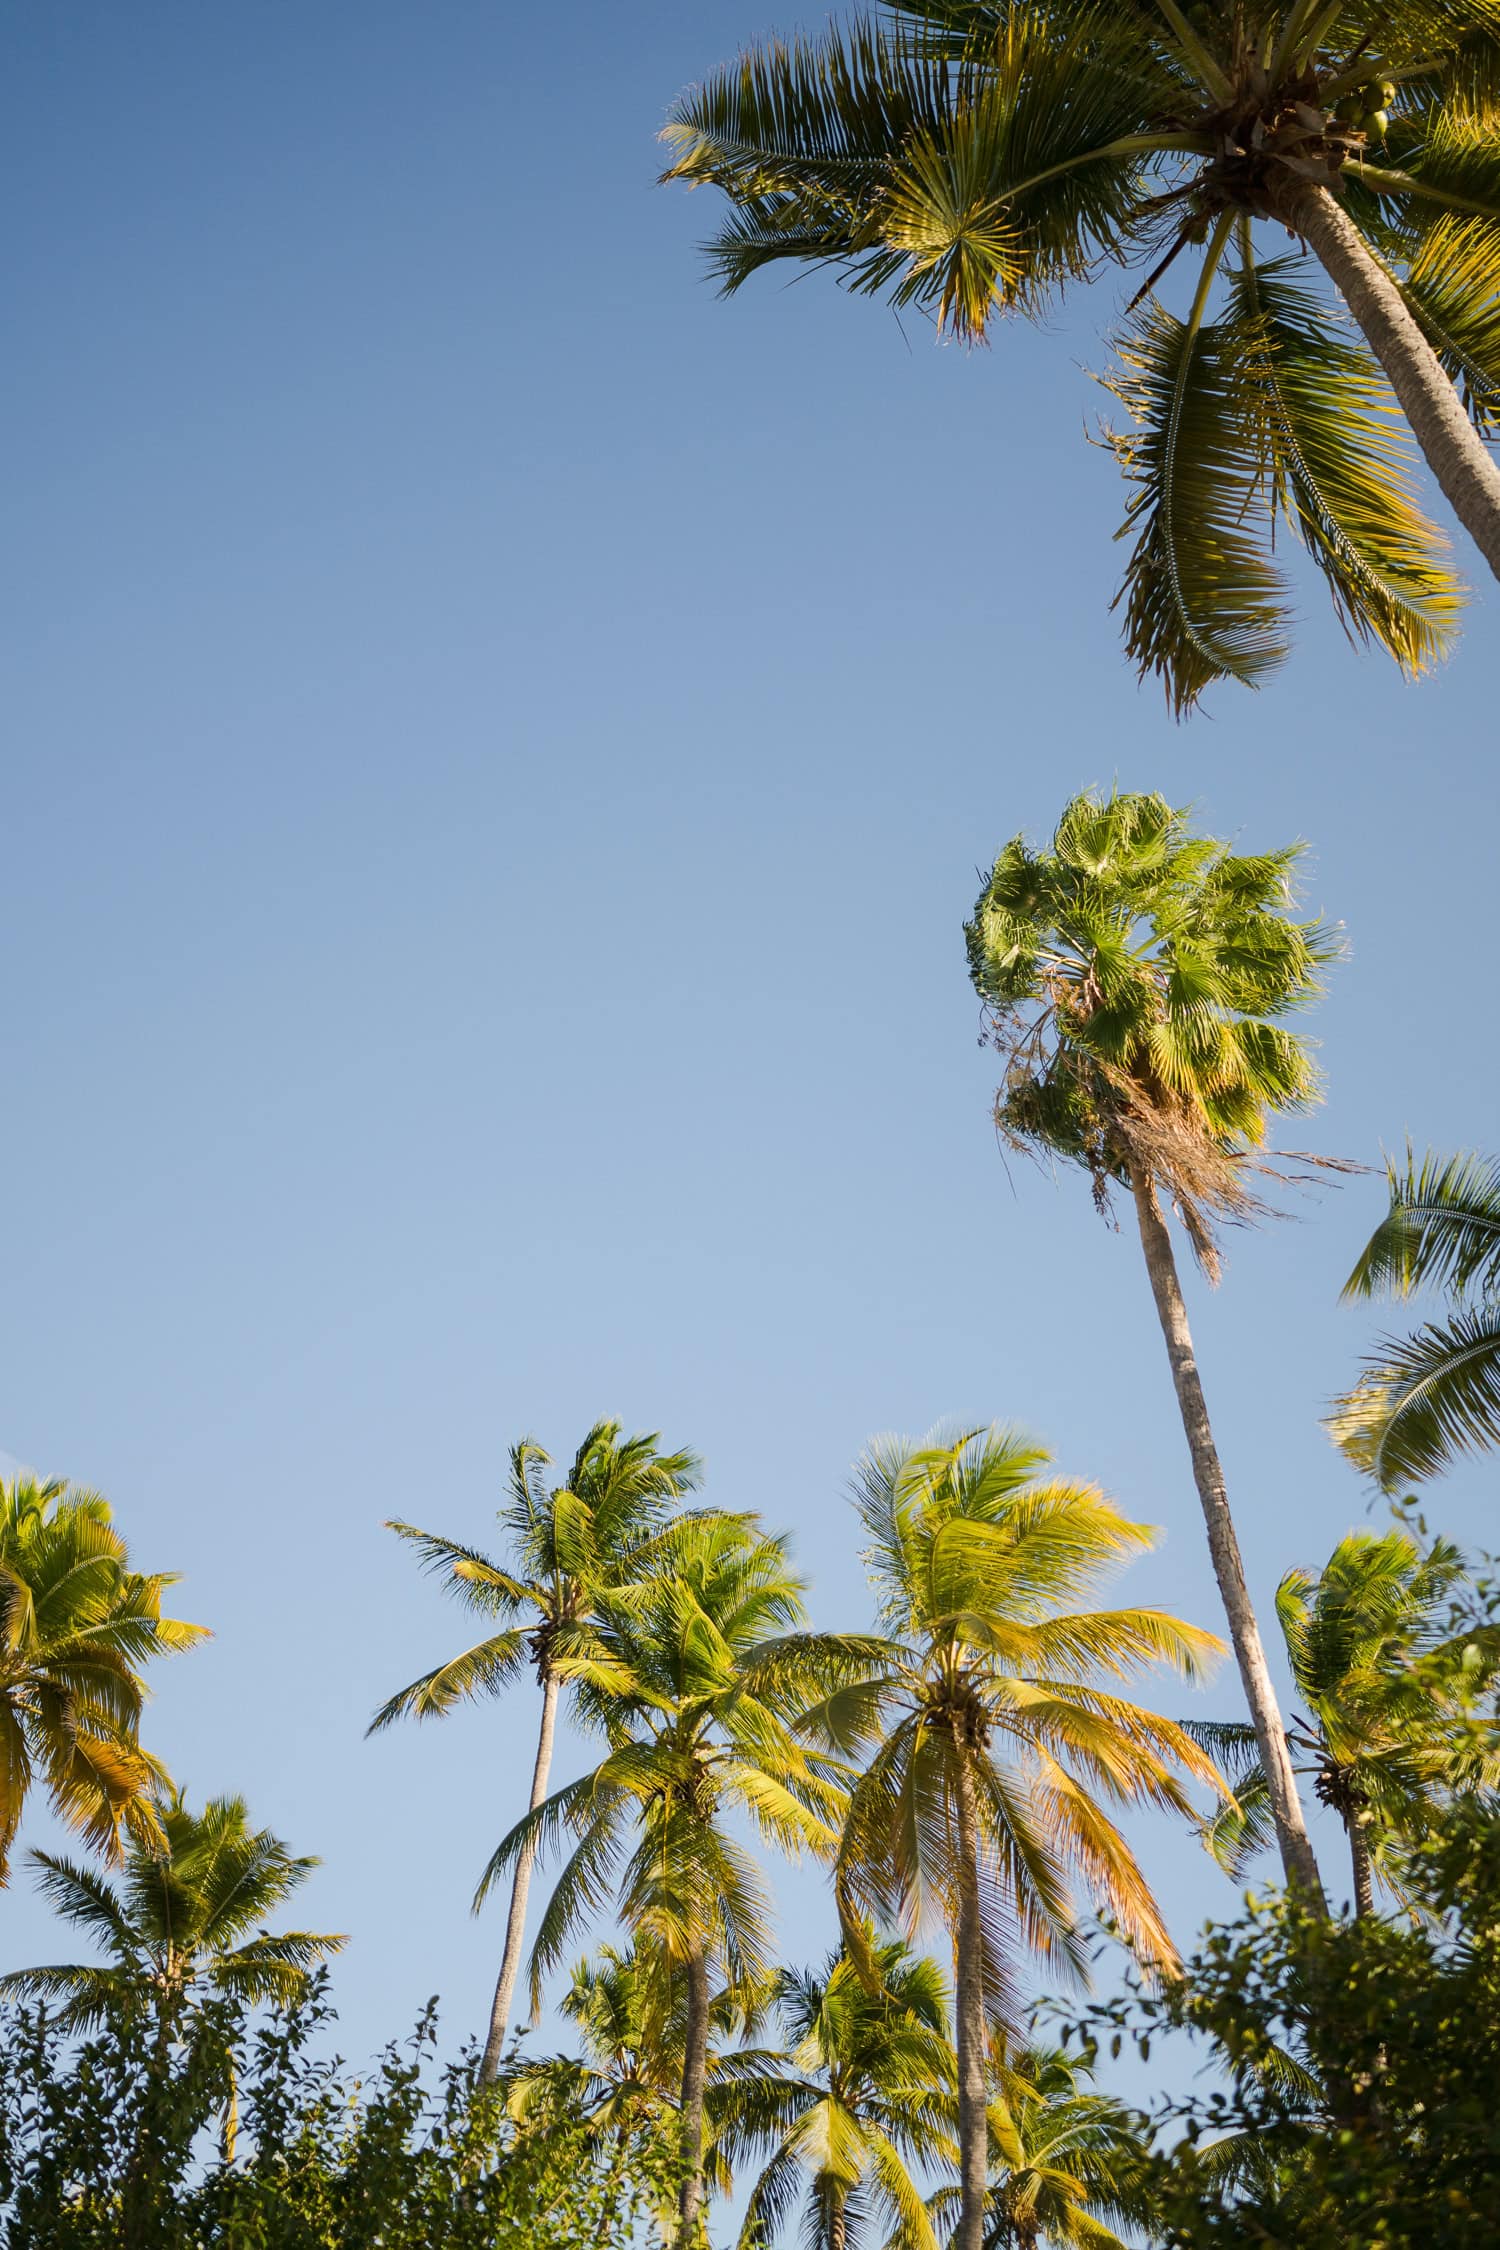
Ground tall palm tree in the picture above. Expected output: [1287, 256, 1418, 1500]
[662, 0, 1500, 709]
[807, 1426, 1223, 2250]
[369, 1420, 700, 2080]
[1330, 1147, 1500, 1489]
[964, 788, 1339, 1901]
[479, 1510, 861, 2247]
[710, 1933, 959, 2250]
[952, 2043, 1155, 2250]
[0, 1476, 205, 1881]
[0, 1791, 344, 2159]
[1195, 1529, 1499, 1915]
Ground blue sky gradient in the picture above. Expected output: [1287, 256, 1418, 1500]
[5, 1, 1498, 2071]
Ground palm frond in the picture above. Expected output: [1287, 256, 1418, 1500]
[1328, 1304, 1500, 1487]
[1343, 1145, 1500, 1301]
[1228, 247, 1460, 672]
[1105, 270, 1289, 713]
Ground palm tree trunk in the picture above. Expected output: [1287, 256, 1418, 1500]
[676, 1945, 712, 2247]
[1347, 1816, 1376, 1919]
[829, 2188, 848, 2250]
[1297, 186, 1500, 583]
[1130, 1171, 1325, 1905]
[479, 1665, 560, 2083]
[952, 1755, 991, 2250]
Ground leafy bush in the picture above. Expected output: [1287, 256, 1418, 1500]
[0, 1978, 674, 2248]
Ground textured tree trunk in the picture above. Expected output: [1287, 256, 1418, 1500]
[1298, 186, 1500, 582]
[829, 2189, 848, 2250]
[1130, 1171, 1325, 1905]
[479, 1665, 560, 2083]
[952, 1757, 991, 2250]
[1347, 1816, 1376, 1920]
[676, 1946, 712, 2247]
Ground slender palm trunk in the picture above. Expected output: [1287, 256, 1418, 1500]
[828, 2188, 848, 2250]
[1347, 1816, 1376, 1919]
[1130, 1171, 1325, 1904]
[479, 1666, 560, 2083]
[676, 1945, 711, 2247]
[951, 1756, 991, 2250]
[1297, 186, 1500, 583]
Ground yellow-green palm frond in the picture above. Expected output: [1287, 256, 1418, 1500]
[366, 1626, 531, 1732]
[1399, 215, 1500, 432]
[1228, 248, 1461, 670]
[662, 9, 1170, 335]
[1343, 1144, 1500, 1302]
[1329, 1304, 1500, 1487]
[1105, 280, 1290, 714]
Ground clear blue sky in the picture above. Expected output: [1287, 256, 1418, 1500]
[5, 1, 1497, 2075]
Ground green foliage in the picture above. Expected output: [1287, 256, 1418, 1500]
[710, 1934, 959, 2250]
[0, 1790, 345, 2035]
[371, 1420, 702, 1732]
[0, 1476, 205, 1880]
[1332, 1147, 1500, 1486]
[0, 1983, 674, 2249]
[1062, 1799, 1500, 2246]
[662, 0, 1498, 707]
[1193, 1530, 1498, 1905]
[816, 1425, 1223, 1988]
[965, 789, 1336, 1262]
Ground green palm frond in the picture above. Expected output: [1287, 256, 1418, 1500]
[1343, 1145, 1500, 1301]
[1105, 270, 1290, 714]
[1329, 1304, 1500, 1486]
[1229, 247, 1461, 669]
[1401, 216, 1500, 431]
[366, 1627, 530, 1732]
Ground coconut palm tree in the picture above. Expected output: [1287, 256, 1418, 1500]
[928, 2043, 1155, 2250]
[0, 1790, 344, 2029]
[1330, 1147, 1500, 1489]
[370, 1420, 700, 2080]
[0, 1791, 344, 2158]
[479, 1510, 862, 2247]
[662, 0, 1500, 709]
[0, 1476, 205, 1881]
[1195, 1529, 1500, 1914]
[710, 1933, 959, 2250]
[804, 1426, 1223, 2250]
[965, 788, 1340, 1902]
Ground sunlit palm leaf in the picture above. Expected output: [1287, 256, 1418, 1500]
[1228, 249, 1461, 669]
[1105, 291, 1289, 712]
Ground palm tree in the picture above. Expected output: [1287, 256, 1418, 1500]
[369, 1420, 700, 2080]
[807, 1426, 1223, 2250]
[710, 1933, 958, 2250]
[479, 1510, 861, 2247]
[0, 1790, 344, 2158]
[964, 788, 1339, 1902]
[662, 0, 1500, 710]
[929, 2043, 1154, 2250]
[1330, 1147, 1500, 1489]
[1195, 1529, 1499, 1915]
[0, 1476, 205, 1881]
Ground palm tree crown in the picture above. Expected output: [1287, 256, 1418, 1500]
[1330, 1147, 1500, 1488]
[808, 1425, 1221, 2250]
[965, 788, 1336, 1265]
[1199, 1529, 1499, 1914]
[974, 2044, 1156, 2249]
[663, 0, 1500, 707]
[0, 1790, 345, 2031]
[710, 1934, 958, 2250]
[371, 1419, 701, 2077]
[0, 1476, 205, 1880]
